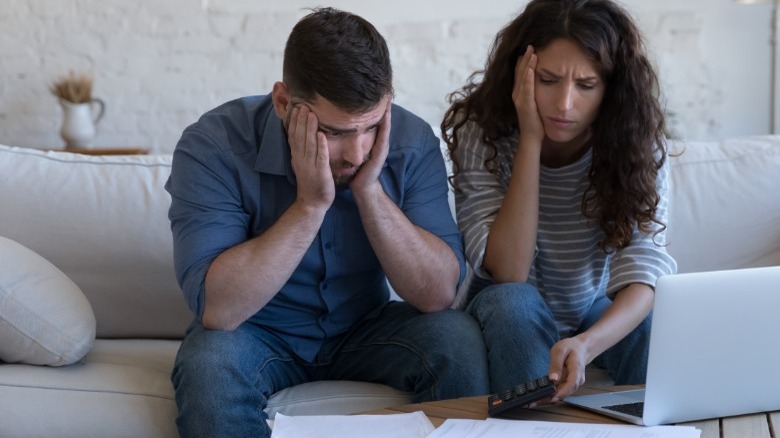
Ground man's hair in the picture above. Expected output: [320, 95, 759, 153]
[442, 0, 667, 251]
[283, 7, 393, 113]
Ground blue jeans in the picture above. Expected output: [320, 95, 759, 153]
[172, 301, 489, 437]
[466, 282, 651, 393]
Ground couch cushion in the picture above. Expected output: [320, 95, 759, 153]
[0, 145, 191, 338]
[265, 380, 412, 419]
[0, 338, 414, 437]
[0, 339, 180, 438]
[667, 136, 780, 273]
[0, 236, 96, 366]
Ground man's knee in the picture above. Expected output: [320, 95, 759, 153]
[172, 326, 285, 437]
[175, 327, 246, 369]
[412, 310, 489, 399]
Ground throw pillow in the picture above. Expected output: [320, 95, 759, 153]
[0, 236, 96, 366]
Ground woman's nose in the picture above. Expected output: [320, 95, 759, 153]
[557, 84, 575, 112]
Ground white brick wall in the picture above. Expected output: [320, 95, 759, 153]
[0, 0, 772, 153]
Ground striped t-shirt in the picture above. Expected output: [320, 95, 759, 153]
[452, 122, 677, 337]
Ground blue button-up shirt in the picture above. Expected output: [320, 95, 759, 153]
[166, 94, 465, 361]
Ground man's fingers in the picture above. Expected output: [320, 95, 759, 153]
[381, 99, 392, 138]
[305, 109, 319, 161]
[316, 131, 329, 166]
[374, 100, 392, 158]
[289, 105, 302, 152]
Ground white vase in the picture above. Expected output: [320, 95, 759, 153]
[59, 98, 105, 149]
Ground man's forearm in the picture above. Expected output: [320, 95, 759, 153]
[353, 184, 460, 312]
[202, 200, 326, 330]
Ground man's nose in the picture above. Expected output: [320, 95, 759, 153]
[343, 135, 368, 166]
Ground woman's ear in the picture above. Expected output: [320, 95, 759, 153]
[271, 82, 291, 120]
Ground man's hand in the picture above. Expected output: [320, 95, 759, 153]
[288, 104, 335, 211]
[349, 100, 392, 195]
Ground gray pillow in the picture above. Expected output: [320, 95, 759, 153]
[0, 236, 96, 366]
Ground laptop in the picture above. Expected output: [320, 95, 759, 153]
[565, 266, 780, 426]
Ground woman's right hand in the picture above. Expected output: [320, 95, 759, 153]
[512, 46, 545, 145]
[483, 46, 544, 282]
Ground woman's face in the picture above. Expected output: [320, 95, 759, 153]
[534, 38, 605, 149]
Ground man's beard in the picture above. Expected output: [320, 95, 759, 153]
[331, 157, 366, 186]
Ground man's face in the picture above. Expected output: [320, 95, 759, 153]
[285, 95, 391, 186]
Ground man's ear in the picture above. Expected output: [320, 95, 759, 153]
[271, 82, 291, 120]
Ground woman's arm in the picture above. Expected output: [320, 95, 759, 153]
[482, 135, 541, 282]
[548, 283, 654, 400]
[483, 46, 545, 282]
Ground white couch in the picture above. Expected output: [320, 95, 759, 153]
[1, 136, 779, 437]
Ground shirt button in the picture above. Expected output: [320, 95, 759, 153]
[321, 283, 328, 291]
[324, 242, 333, 250]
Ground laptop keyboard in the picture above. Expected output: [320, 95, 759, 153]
[604, 401, 645, 417]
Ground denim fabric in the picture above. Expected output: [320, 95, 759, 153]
[172, 301, 489, 437]
[466, 282, 651, 393]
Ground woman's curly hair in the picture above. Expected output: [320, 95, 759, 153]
[441, 0, 667, 252]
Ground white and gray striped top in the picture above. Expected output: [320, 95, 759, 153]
[452, 122, 677, 337]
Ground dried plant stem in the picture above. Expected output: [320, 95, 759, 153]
[50, 71, 94, 104]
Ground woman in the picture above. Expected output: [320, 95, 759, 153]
[441, 0, 677, 401]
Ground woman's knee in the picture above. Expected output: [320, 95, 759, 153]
[626, 311, 653, 350]
[467, 282, 548, 324]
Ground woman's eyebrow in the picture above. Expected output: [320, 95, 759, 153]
[537, 68, 562, 79]
[537, 68, 599, 82]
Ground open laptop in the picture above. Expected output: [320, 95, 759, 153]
[565, 265, 780, 426]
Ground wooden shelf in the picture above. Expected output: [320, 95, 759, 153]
[62, 147, 150, 156]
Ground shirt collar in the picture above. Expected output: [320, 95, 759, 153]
[254, 109, 295, 185]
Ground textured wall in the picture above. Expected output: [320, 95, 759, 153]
[0, 0, 772, 152]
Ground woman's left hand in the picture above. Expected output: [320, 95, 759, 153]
[548, 336, 589, 401]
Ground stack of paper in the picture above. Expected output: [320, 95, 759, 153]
[269, 413, 701, 438]
[428, 418, 701, 437]
[270, 411, 435, 438]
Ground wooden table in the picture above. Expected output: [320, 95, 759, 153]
[363, 385, 779, 437]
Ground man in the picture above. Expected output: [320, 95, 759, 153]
[166, 7, 489, 437]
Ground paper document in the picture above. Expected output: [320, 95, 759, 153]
[269, 412, 701, 437]
[425, 418, 701, 438]
[269, 411, 435, 438]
